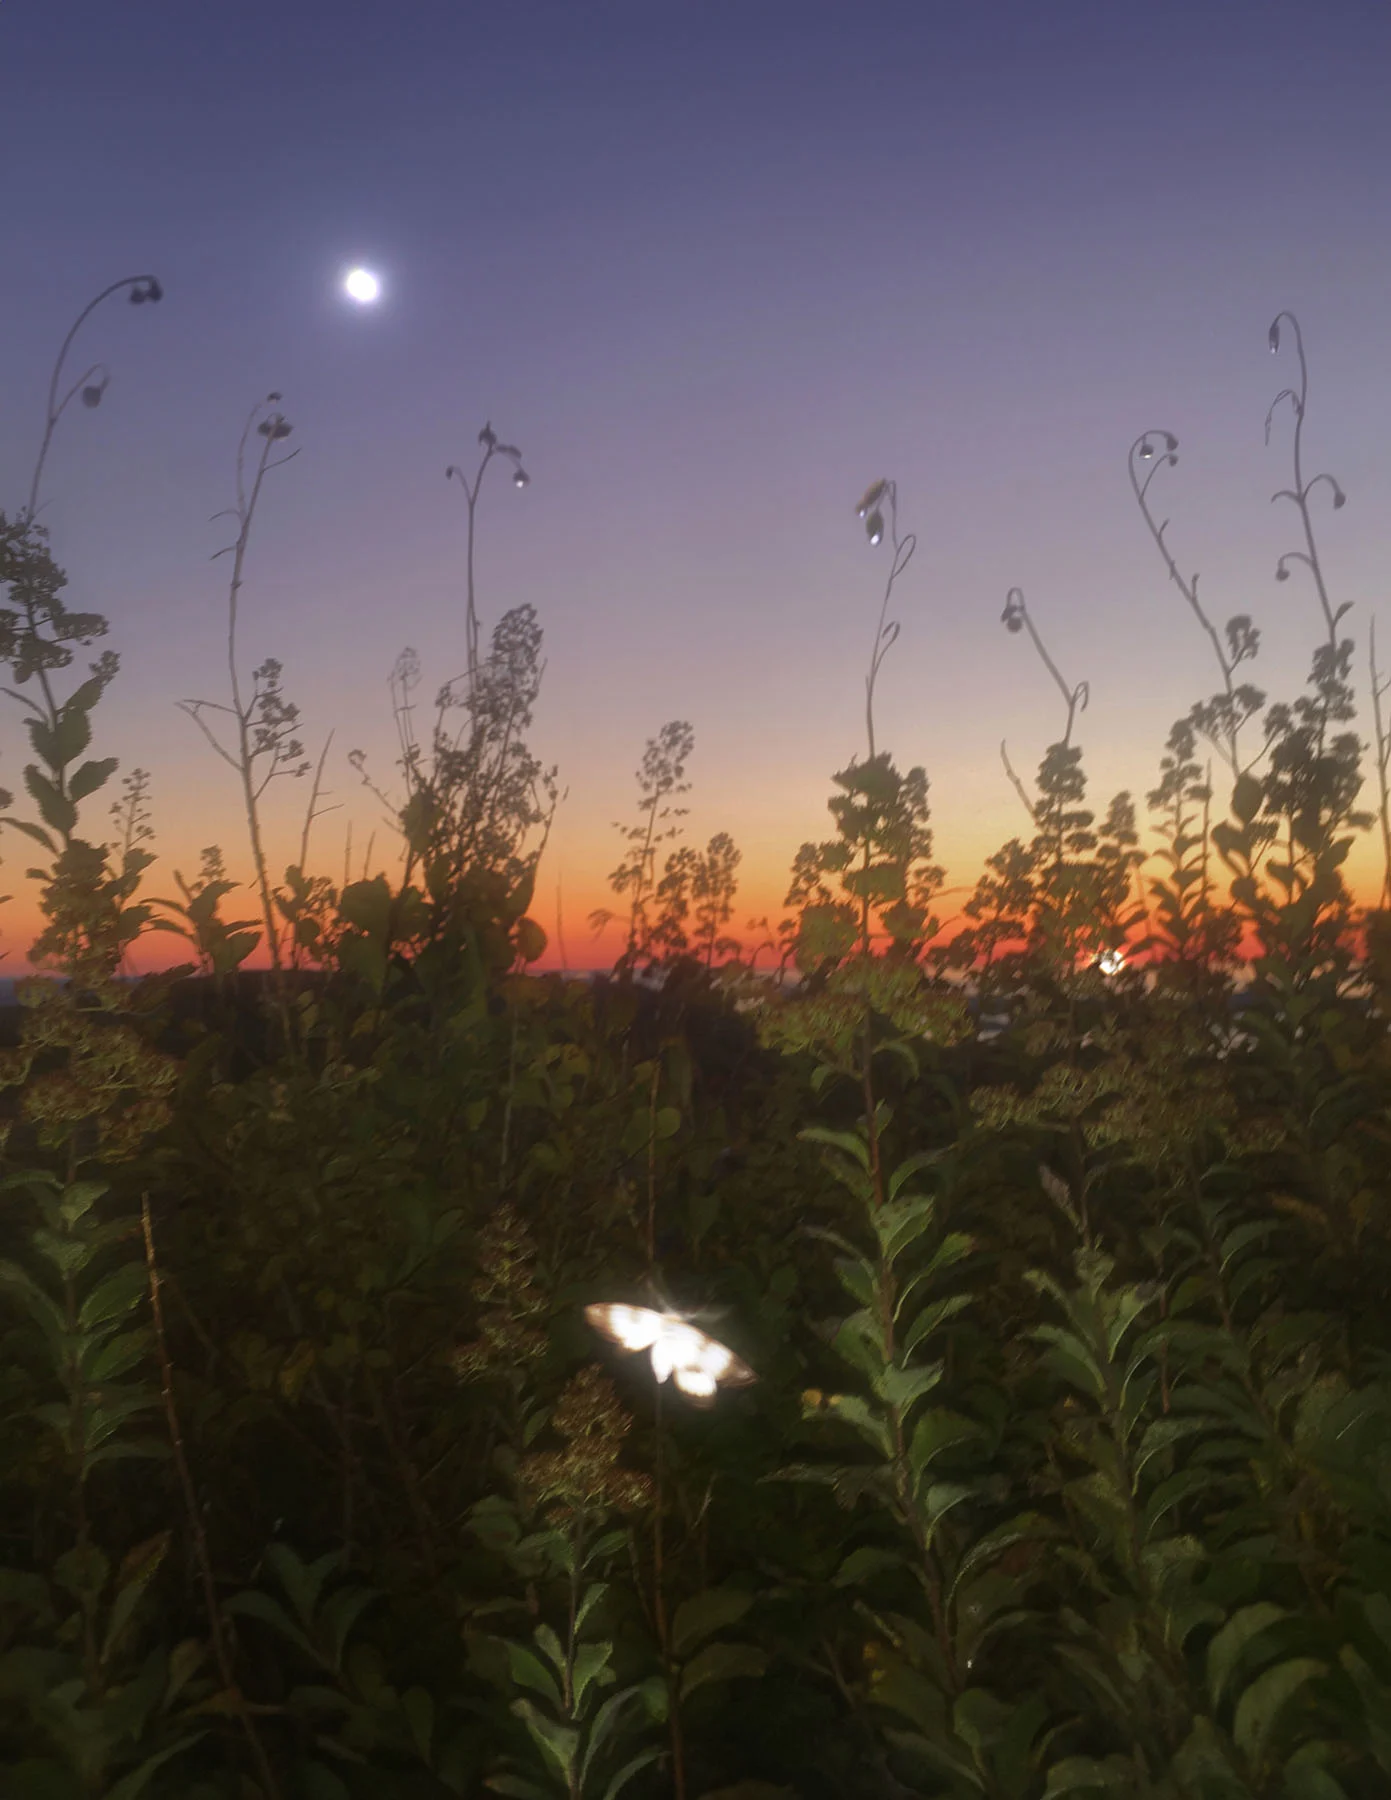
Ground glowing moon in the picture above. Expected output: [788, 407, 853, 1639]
[343, 267, 381, 304]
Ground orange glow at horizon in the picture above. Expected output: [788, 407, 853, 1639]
[3, 836, 1384, 979]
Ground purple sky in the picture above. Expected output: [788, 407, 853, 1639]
[3, 1, 1390, 961]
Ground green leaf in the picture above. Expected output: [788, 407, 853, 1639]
[922, 1231, 977, 1285]
[833, 1545, 904, 1587]
[900, 1293, 973, 1357]
[832, 1254, 877, 1309]
[1045, 1754, 1137, 1792]
[801, 1125, 870, 1170]
[875, 1192, 936, 1264]
[833, 1310, 887, 1378]
[78, 1261, 150, 1329]
[505, 1640, 565, 1710]
[575, 1581, 611, 1637]
[571, 1640, 615, 1712]
[954, 1567, 1039, 1670]
[601, 1746, 664, 1800]
[888, 1150, 945, 1202]
[1133, 1413, 1212, 1488]
[1, 817, 56, 853]
[672, 1588, 753, 1659]
[907, 1408, 978, 1487]
[101, 1531, 170, 1667]
[876, 1359, 945, 1417]
[265, 1543, 342, 1630]
[320, 1582, 380, 1670]
[1231, 1658, 1325, 1762]
[1033, 1327, 1107, 1404]
[679, 1640, 767, 1700]
[67, 756, 118, 802]
[1141, 1466, 1219, 1539]
[85, 1436, 168, 1470]
[513, 1696, 581, 1776]
[104, 1736, 204, 1800]
[22, 766, 76, 836]
[951, 1515, 1053, 1597]
[223, 1590, 320, 1664]
[50, 704, 93, 768]
[818, 1393, 892, 1456]
[83, 1389, 160, 1452]
[1231, 774, 1264, 826]
[84, 1328, 151, 1383]
[165, 1637, 207, 1707]
[0, 1261, 67, 1339]
[921, 1482, 975, 1532]
[579, 1686, 644, 1788]
[1104, 1286, 1155, 1358]
[1220, 1219, 1278, 1269]
[1208, 1604, 1289, 1706]
[1282, 1748, 1351, 1799]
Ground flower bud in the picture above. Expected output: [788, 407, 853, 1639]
[856, 478, 888, 520]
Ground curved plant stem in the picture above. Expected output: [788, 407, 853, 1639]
[26, 275, 163, 525]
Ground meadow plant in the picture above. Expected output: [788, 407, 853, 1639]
[23, 274, 164, 529]
[1127, 429, 1264, 782]
[349, 424, 554, 975]
[650, 832, 743, 970]
[591, 720, 696, 975]
[1368, 619, 1391, 908]
[4, 298, 1391, 1798]
[179, 394, 311, 980]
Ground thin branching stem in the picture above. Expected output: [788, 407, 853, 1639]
[861, 481, 916, 761]
[180, 396, 302, 984]
[1128, 431, 1243, 776]
[1268, 311, 1342, 653]
[1370, 618, 1391, 909]
[25, 275, 163, 526]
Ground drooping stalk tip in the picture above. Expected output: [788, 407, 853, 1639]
[25, 272, 165, 524]
[1137, 432, 1178, 464]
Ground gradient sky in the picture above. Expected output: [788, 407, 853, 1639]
[3, 0, 1390, 970]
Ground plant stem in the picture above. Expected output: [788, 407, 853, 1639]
[650, 1379, 687, 1800]
[141, 1197, 283, 1798]
[26, 275, 161, 525]
[1370, 619, 1391, 909]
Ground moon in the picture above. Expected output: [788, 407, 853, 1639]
[343, 267, 381, 305]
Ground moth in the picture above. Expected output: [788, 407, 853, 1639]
[584, 1303, 755, 1407]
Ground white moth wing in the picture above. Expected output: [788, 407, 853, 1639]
[585, 1302, 662, 1352]
[586, 1305, 755, 1401]
[666, 1321, 755, 1393]
[674, 1364, 719, 1407]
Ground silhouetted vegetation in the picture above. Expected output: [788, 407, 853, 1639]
[1, 288, 1390, 1798]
